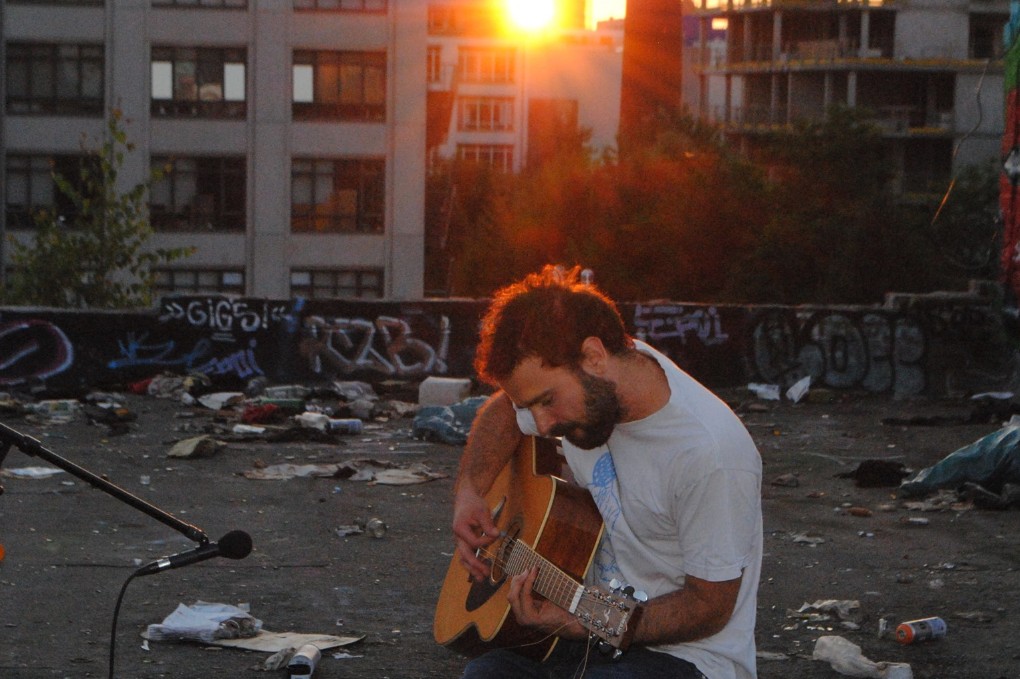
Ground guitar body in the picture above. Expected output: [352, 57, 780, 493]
[433, 436, 605, 661]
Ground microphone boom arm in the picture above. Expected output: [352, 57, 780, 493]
[0, 421, 209, 544]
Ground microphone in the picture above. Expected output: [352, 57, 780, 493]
[135, 530, 252, 576]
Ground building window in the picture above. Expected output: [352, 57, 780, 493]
[4, 154, 98, 229]
[292, 51, 386, 122]
[458, 96, 514, 131]
[293, 0, 385, 11]
[291, 158, 385, 233]
[152, 0, 247, 8]
[8, 0, 103, 5]
[427, 3, 501, 36]
[151, 47, 247, 119]
[5, 43, 104, 116]
[150, 156, 246, 232]
[153, 268, 246, 295]
[457, 144, 513, 171]
[427, 46, 443, 84]
[970, 13, 1008, 59]
[457, 46, 515, 84]
[290, 268, 383, 299]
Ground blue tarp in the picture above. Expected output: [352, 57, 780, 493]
[899, 423, 1020, 497]
[411, 395, 489, 446]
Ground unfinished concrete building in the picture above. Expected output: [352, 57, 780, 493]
[691, 0, 1008, 196]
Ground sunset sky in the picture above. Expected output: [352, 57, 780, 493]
[591, 0, 627, 26]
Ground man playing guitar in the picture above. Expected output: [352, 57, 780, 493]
[449, 265, 763, 679]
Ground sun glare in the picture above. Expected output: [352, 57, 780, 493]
[507, 0, 556, 31]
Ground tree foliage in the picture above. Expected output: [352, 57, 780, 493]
[427, 106, 995, 304]
[5, 109, 193, 308]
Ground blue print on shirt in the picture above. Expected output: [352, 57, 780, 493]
[588, 450, 624, 586]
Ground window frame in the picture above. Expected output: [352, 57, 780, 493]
[456, 143, 514, 172]
[290, 268, 384, 299]
[292, 50, 387, 122]
[457, 46, 516, 84]
[149, 155, 247, 232]
[4, 153, 100, 229]
[5, 42, 105, 116]
[290, 157, 385, 234]
[457, 96, 514, 132]
[152, 268, 246, 296]
[150, 46, 248, 119]
[292, 0, 386, 12]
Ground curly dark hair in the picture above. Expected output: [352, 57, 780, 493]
[474, 265, 633, 385]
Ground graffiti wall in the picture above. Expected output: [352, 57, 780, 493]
[1002, 1, 1020, 302]
[0, 292, 1011, 398]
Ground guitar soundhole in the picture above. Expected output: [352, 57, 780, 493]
[490, 517, 522, 583]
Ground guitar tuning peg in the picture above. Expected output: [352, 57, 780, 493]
[633, 590, 649, 602]
[609, 578, 622, 590]
[622, 585, 635, 596]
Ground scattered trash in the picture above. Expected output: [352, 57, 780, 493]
[418, 376, 472, 407]
[242, 403, 283, 424]
[895, 617, 947, 644]
[847, 506, 873, 518]
[790, 599, 862, 626]
[25, 399, 81, 425]
[813, 635, 913, 679]
[771, 473, 799, 487]
[412, 395, 487, 445]
[836, 460, 910, 488]
[331, 381, 378, 402]
[198, 392, 245, 410]
[899, 420, 1020, 500]
[0, 466, 65, 479]
[747, 383, 781, 401]
[287, 643, 322, 677]
[327, 418, 363, 435]
[167, 435, 227, 459]
[295, 412, 331, 431]
[790, 531, 826, 545]
[901, 490, 968, 513]
[900, 517, 929, 526]
[144, 601, 262, 644]
[786, 375, 811, 403]
[216, 631, 362, 654]
[363, 517, 387, 538]
[243, 459, 447, 485]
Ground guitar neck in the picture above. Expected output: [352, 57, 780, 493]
[502, 538, 585, 614]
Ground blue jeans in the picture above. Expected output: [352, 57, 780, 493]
[460, 640, 708, 679]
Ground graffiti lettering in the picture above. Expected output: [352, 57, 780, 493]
[0, 319, 74, 386]
[633, 305, 730, 346]
[301, 314, 451, 377]
[160, 298, 288, 334]
[747, 309, 927, 396]
[108, 333, 264, 379]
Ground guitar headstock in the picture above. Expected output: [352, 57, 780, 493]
[573, 581, 645, 655]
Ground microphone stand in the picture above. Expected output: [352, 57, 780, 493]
[0, 421, 209, 545]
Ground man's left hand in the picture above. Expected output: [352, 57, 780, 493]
[507, 567, 586, 639]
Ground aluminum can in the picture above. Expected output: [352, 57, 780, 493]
[895, 617, 947, 644]
[366, 517, 387, 538]
[328, 418, 363, 434]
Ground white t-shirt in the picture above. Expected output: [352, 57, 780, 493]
[515, 341, 762, 679]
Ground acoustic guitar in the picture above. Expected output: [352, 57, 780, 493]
[433, 436, 642, 661]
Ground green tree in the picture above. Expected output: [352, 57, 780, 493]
[5, 109, 193, 308]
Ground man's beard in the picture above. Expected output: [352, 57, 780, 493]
[549, 371, 622, 450]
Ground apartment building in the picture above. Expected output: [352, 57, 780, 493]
[690, 0, 1008, 196]
[2, 0, 427, 300]
[425, 1, 622, 173]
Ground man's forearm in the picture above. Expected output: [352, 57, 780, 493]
[630, 575, 741, 646]
[455, 391, 522, 497]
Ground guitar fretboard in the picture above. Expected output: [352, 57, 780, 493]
[497, 537, 585, 613]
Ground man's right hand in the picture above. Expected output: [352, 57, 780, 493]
[451, 485, 500, 582]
